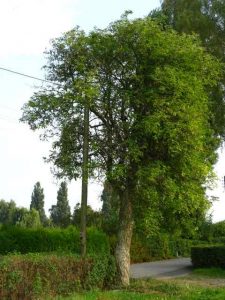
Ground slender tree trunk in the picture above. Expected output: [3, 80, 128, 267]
[115, 189, 133, 286]
[80, 104, 89, 257]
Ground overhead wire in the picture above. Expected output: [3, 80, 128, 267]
[0, 66, 62, 87]
[0, 66, 63, 129]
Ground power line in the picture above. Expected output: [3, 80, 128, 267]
[0, 67, 62, 87]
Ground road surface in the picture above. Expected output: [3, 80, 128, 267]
[130, 257, 192, 279]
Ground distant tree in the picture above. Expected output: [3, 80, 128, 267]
[17, 208, 42, 228]
[72, 203, 101, 228]
[12, 207, 29, 225]
[0, 200, 17, 225]
[30, 182, 47, 225]
[0, 199, 31, 226]
[101, 182, 119, 235]
[49, 182, 71, 227]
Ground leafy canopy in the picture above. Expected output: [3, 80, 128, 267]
[160, 0, 225, 138]
[22, 16, 222, 235]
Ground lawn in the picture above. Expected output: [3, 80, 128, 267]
[54, 268, 225, 300]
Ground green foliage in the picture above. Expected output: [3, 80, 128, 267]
[130, 233, 207, 263]
[196, 219, 225, 242]
[211, 220, 225, 238]
[0, 253, 116, 298]
[58, 277, 225, 299]
[191, 245, 225, 268]
[50, 182, 71, 227]
[0, 226, 109, 255]
[0, 199, 34, 227]
[161, 0, 225, 138]
[21, 15, 223, 284]
[16, 208, 42, 228]
[85, 254, 117, 289]
[72, 204, 102, 228]
[101, 182, 119, 235]
[0, 200, 18, 225]
[30, 182, 47, 225]
[21, 17, 222, 228]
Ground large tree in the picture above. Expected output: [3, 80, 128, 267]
[30, 182, 47, 225]
[50, 182, 71, 227]
[21, 16, 222, 285]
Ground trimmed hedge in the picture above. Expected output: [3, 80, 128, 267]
[0, 253, 117, 299]
[0, 226, 109, 255]
[130, 233, 206, 263]
[191, 245, 225, 268]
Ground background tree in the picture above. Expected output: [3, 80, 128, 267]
[16, 208, 42, 228]
[101, 182, 119, 235]
[30, 182, 47, 225]
[72, 203, 101, 228]
[12, 207, 29, 226]
[0, 200, 17, 225]
[49, 182, 71, 227]
[0, 199, 33, 226]
[21, 16, 222, 285]
[160, 0, 225, 138]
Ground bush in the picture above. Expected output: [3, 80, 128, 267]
[130, 233, 206, 263]
[87, 227, 110, 255]
[0, 253, 117, 299]
[85, 254, 117, 289]
[211, 221, 225, 238]
[0, 226, 109, 256]
[211, 237, 225, 244]
[191, 245, 225, 268]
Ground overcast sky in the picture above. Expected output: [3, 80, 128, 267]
[0, 0, 224, 222]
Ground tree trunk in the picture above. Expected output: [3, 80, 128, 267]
[80, 104, 89, 257]
[115, 189, 133, 286]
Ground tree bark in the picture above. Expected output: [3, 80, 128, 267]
[115, 189, 133, 286]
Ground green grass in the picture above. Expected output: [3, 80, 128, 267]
[51, 276, 225, 300]
[53, 288, 225, 300]
[45, 267, 225, 300]
[191, 268, 225, 278]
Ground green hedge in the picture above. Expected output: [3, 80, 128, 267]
[0, 226, 109, 255]
[0, 253, 117, 299]
[191, 245, 225, 268]
[130, 233, 206, 263]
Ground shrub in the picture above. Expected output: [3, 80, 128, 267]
[130, 233, 206, 263]
[191, 245, 225, 268]
[86, 227, 110, 255]
[0, 253, 117, 299]
[211, 237, 225, 244]
[211, 221, 225, 238]
[0, 226, 109, 256]
[85, 254, 117, 289]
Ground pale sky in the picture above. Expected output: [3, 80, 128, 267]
[0, 0, 224, 222]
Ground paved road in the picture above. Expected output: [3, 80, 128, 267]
[130, 258, 192, 279]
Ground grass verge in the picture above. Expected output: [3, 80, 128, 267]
[55, 269, 225, 300]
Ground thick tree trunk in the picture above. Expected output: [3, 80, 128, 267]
[115, 189, 133, 286]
